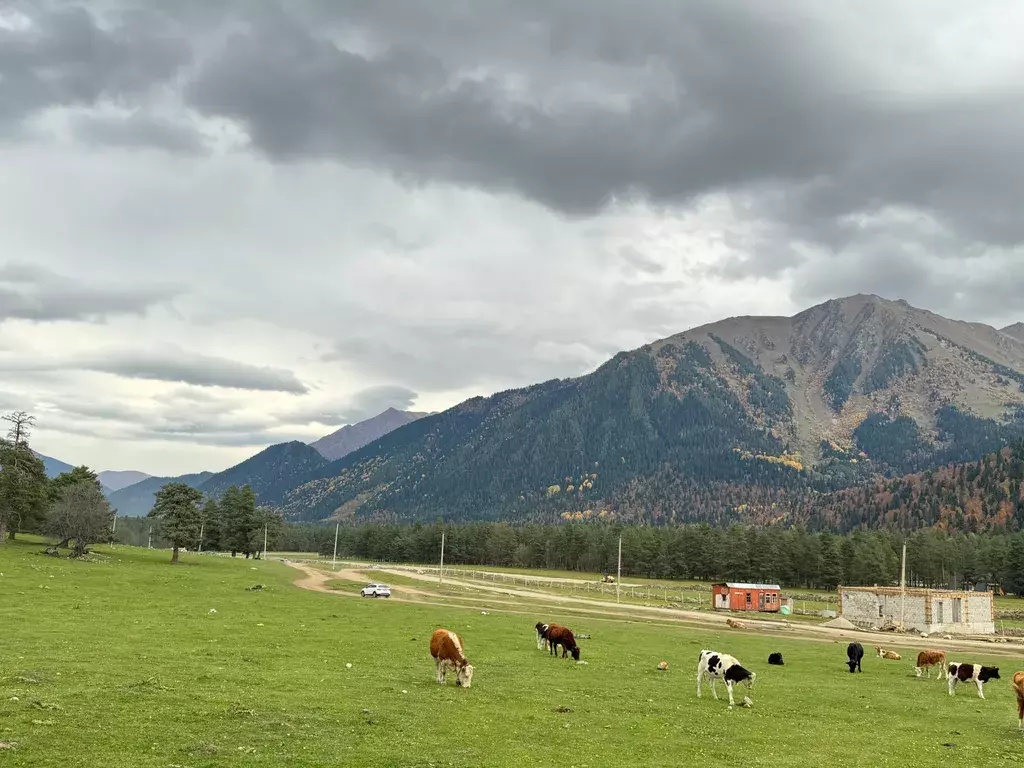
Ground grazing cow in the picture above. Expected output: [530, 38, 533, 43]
[846, 642, 864, 673]
[768, 652, 784, 666]
[726, 618, 747, 629]
[874, 646, 901, 660]
[947, 662, 1000, 698]
[535, 622, 550, 651]
[697, 649, 756, 708]
[429, 628, 475, 689]
[915, 650, 947, 680]
[547, 624, 581, 661]
[1012, 671, 1024, 729]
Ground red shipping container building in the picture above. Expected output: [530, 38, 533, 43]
[712, 582, 782, 613]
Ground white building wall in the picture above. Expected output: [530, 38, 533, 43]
[839, 589, 994, 635]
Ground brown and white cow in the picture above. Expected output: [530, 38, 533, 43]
[1012, 671, 1024, 729]
[874, 646, 901, 660]
[546, 624, 581, 661]
[430, 628, 475, 688]
[947, 662, 1000, 698]
[915, 650, 947, 680]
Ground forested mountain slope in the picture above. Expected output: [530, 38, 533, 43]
[279, 295, 1024, 524]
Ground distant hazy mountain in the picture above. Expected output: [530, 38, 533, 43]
[107, 471, 215, 517]
[309, 408, 433, 461]
[33, 451, 75, 479]
[97, 470, 152, 492]
[1003, 323, 1024, 343]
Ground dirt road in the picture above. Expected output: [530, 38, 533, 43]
[282, 560, 1024, 660]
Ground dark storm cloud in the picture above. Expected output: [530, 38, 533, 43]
[12, 348, 309, 394]
[7, 3, 1024, 253]
[0, 262, 180, 322]
[0, 4, 191, 133]
[72, 111, 203, 153]
[180, 1, 1024, 246]
[5, 0, 1024, 362]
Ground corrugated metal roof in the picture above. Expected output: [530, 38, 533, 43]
[723, 582, 781, 590]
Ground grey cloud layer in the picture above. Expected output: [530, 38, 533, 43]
[10, 348, 308, 394]
[0, 263, 180, 322]
[4, 2, 1023, 324]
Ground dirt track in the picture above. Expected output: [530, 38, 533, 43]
[282, 561, 1024, 660]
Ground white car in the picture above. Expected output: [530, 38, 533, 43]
[360, 583, 391, 598]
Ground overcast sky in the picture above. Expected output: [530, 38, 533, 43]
[3, 1, 1024, 476]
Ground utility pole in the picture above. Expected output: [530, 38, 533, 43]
[439, 531, 445, 587]
[616, 535, 622, 603]
[263, 524, 268, 561]
[332, 522, 340, 569]
[198, 522, 204, 553]
[900, 541, 907, 631]
[147, 526, 153, 549]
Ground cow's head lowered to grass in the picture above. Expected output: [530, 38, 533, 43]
[456, 663, 475, 689]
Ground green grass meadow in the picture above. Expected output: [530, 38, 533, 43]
[2, 540, 1023, 767]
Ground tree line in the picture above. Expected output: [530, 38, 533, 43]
[0, 411, 282, 562]
[266, 519, 1024, 593]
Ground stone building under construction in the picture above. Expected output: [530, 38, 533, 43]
[838, 585, 995, 635]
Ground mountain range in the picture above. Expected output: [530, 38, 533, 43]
[44, 295, 1024, 531]
[309, 407, 432, 460]
[102, 409, 429, 516]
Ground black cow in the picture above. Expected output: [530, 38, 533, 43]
[846, 642, 864, 673]
[768, 652, 784, 666]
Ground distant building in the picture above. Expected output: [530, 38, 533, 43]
[712, 582, 782, 613]
[838, 586, 995, 635]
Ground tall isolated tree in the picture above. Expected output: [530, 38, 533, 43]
[0, 411, 48, 543]
[47, 480, 115, 557]
[220, 485, 258, 557]
[149, 483, 204, 564]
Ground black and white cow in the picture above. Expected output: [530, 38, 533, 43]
[846, 642, 864, 673]
[947, 662, 1000, 699]
[535, 622, 550, 651]
[697, 649, 756, 708]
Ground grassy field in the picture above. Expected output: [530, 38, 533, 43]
[2, 540, 1023, 767]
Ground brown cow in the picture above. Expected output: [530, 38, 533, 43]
[726, 618, 747, 629]
[915, 650, 947, 680]
[547, 624, 581, 660]
[1012, 671, 1024, 729]
[430, 628, 475, 688]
